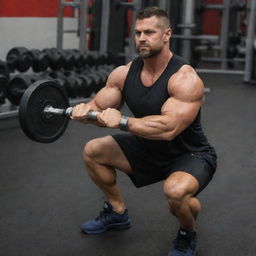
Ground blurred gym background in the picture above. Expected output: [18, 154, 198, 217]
[0, 1, 256, 256]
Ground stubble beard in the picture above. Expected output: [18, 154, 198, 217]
[136, 44, 162, 59]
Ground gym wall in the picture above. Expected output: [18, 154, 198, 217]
[0, 0, 79, 60]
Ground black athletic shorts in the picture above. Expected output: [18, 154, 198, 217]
[112, 133, 217, 194]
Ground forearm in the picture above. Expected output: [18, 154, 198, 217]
[124, 115, 177, 140]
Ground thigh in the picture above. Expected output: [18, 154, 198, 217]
[112, 133, 163, 187]
[85, 135, 133, 175]
[162, 153, 215, 195]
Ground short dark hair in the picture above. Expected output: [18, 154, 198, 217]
[136, 6, 171, 28]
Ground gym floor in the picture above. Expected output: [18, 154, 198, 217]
[1, 74, 256, 256]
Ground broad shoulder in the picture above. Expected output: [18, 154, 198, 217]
[168, 65, 204, 102]
[106, 62, 132, 89]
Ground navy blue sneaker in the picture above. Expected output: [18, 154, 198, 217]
[80, 201, 131, 234]
[168, 229, 198, 256]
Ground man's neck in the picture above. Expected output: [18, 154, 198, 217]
[142, 49, 173, 74]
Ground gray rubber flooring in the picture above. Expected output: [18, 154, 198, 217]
[0, 74, 256, 256]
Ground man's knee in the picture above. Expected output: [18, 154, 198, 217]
[163, 181, 191, 215]
[163, 179, 188, 203]
[84, 139, 101, 159]
[83, 135, 132, 176]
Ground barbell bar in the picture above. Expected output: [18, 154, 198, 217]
[43, 105, 99, 121]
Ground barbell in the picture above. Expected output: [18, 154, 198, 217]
[19, 80, 99, 143]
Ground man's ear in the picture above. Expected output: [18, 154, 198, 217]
[164, 28, 172, 42]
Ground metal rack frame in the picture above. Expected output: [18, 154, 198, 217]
[57, 0, 89, 52]
[168, 0, 255, 80]
[244, 0, 256, 82]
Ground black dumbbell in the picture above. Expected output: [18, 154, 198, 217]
[81, 69, 104, 93]
[63, 70, 95, 98]
[46, 71, 68, 93]
[0, 75, 8, 104]
[99, 53, 109, 66]
[68, 49, 85, 69]
[95, 71, 107, 89]
[54, 78, 69, 93]
[87, 73, 104, 93]
[6, 74, 45, 105]
[64, 71, 86, 98]
[42, 71, 69, 94]
[83, 52, 95, 67]
[76, 74, 94, 98]
[0, 60, 10, 79]
[43, 48, 80, 71]
[89, 51, 102, 67]
[6, 75, 31, 105]
[48, 69, 102, 98]
[48, 71, 78, 98]
[58, 49, 76, 70]
[43, 48, 65, 71]
[30, 49, 49, 72]
[6, 47, 33, 72]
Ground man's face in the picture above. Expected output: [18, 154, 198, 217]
[135, 16, 171, 59]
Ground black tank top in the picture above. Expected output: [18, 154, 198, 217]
[122, 54, 215, 157]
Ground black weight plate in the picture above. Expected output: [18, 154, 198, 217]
[19, 80, 70, 143]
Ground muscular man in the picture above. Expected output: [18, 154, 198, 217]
[72, 6, 217, 256]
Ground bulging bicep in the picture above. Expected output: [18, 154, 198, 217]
[161, 75, 204, 131]
[94, 86, 123, 110]
[92, 65, 130, 110]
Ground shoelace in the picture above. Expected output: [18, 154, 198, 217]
[95, 210, 111, 220]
